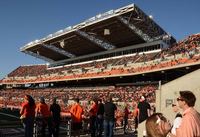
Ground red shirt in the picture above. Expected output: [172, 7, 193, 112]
[36, 103, 51, 117]
[89, 103, 98, 116]
[70, 103, 84, 123]
[21, 102, 36, 118]
[124, 107, 130, 118]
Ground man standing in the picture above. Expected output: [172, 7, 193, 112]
[50, 98, 61, 137]
[70, 98, 84, 137]
[137, 96, 151, 123]
[97, 99, 104, 137]
[170, 90, 200, 137]
[104, 96, 117, 137]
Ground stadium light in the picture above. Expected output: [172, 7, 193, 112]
[60, 40, 65, 48]
[162, 34, 171, 40]
[186, 66, 190, 70]
[104, 29, 110, 35]
[149, 15, 153, 19]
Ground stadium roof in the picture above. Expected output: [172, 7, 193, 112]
[20, 4, 176, 64]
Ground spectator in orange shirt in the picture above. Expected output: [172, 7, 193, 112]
[20, 95, 36, 137]
[35, 97, 52, 137]
[70, 98, 84, 137]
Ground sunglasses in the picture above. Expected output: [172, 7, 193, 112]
[157, 114, 167, 122]
[172, 104, 176, 107]
[156, 114, 168, 125]
[177, 97, 184, 101]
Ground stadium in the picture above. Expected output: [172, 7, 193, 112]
[0, 3, 200, 137]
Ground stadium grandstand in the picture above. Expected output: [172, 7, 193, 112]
[0, 4, 200, 137]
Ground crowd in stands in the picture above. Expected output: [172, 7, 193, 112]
[0, 86, 156, 137]
[0, 85, 157, 111]
[0, 84, 157, 131]
[1, 34, 199, 136]
[2, 34, 200, 84]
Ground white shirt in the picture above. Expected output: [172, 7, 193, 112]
[171, 116, 182, 135]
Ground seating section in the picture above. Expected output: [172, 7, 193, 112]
[0, 85, 157, 112]
[2, 34, 200, 84]
[1, 33, 199, 128]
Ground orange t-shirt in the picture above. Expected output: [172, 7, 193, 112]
[21, 102, 36, 118]
[70, 103, 84, 123]
[36, 103, 51, 117]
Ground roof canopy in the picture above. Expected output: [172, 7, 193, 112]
[20, 4, 175, 64]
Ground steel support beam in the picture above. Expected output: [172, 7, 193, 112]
[42, 44, 75, 58]
[22, 50, 54, 62]
[133, 5, 166, 39]
[117, 16, 153, 42]
[75, 30, 116, 50]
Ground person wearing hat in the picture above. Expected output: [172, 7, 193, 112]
[35, 97, 52, 137]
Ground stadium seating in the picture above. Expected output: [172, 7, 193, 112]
[2, 34, 200, 84]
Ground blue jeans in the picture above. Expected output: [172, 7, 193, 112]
[90, 116, 97, 137]
[97, 115, 104, 137]
[52, 120, 60, 137]
[104, 120, 114, 137]
[22, 117, 34, 137]
[41, 117, 53, 137]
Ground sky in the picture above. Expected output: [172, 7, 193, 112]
[0, 0, 200, 79]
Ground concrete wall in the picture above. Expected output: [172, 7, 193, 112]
[138, 121, 146, 137]
[157, 68, 200, 122]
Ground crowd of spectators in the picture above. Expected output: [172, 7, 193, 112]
[2, 34, 200, 84]
[0, 84, 157, 131]
[0, 85, 157, 110]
